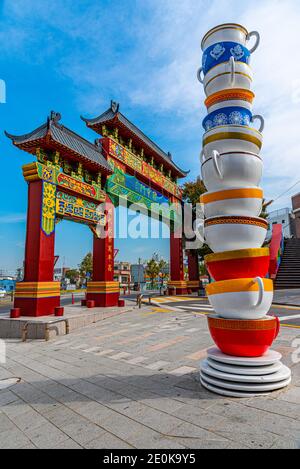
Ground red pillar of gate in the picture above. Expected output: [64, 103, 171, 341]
[86, 196, 120, 307]
[14, 180, 60, 317]
[167, 225, 188, 295]
[187, 250, 200, 292]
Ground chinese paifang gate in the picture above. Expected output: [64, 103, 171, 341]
[5, 101, 200, 317]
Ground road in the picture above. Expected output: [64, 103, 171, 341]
[151, 297, 300, 328]
[0, 290, 158, 315]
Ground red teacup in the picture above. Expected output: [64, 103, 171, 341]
[207, 315, 280, 357]
[205, 248, 270, 281]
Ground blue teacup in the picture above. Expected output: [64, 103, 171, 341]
[202, 41, 251, 76]
[202, 106, 264, 132]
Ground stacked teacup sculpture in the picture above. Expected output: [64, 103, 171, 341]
[198, 23, 291, 397]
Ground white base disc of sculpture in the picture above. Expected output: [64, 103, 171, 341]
[200, 348, 291, 397]
[207, 357, 282, 376]
[207, 347, 282, 366]
[200, 370, 291, 393]
[200, 376, 270, 398]
[201, 359, 291, 383]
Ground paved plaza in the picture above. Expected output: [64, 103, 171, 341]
[0, 301, 300, 449]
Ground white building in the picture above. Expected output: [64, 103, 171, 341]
[267, 208, 294, 239]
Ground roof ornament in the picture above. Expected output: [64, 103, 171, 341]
[168, 152, 173, 160]
[94, 138, 102, 148]
[110, 100, 120, 114]
[50, 111, 62, 123]
[47, 111, 62, 129]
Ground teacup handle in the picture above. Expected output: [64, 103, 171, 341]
[275, 316, 280, 338]
[253, 276, 264, 307]
[247, 31, 260, 53]
[197, 67, 204, 84]
[212, 150, 223, 179]
[251, 114, 265, 132]
[229, 56, 235, 86]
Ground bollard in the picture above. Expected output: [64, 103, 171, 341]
[72, 293, 75, 305]
[55, 307, 64, 317]
[10, 308, 20, 319]
[137, 294, 143, 309]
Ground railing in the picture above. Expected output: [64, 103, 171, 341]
[22, 318, 70, 342]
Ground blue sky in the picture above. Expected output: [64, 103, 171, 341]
[1, 0, 300, 274]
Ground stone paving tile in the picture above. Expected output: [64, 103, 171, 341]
[0, 412, 17, 433]
[94, 349, 115, 356]
[21, 422, 70, 449]
[146, 361, 170, 370]
[0, 390, 19, 406]
[60, 420, 107, 445]
[0, 305, 299, 448]
[170, 366, 198, 376]
[0, 427, 33, 449]
[110, 352, 132, 360]
[186, 349, 208, 361]
[127, 356, 147, 365]
[84, 432, 133, 449]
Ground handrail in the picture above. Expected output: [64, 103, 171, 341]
[22, 318, 70, 342]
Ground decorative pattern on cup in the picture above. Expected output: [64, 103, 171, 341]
[207, 314, 280, 357]
[202, 42, 251, 76]
[202, 107, 264, 132]
[205, 277, 274, 320]
[200, 187, 263, 218]
[204, 247, 270, 281]
[205, 89, 255, 110]
[203, 125, 263, 155]
[204, 215, 268, 253]
[201, 23, 260, 53]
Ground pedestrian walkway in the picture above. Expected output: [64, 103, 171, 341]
[0, 305, 299, 449]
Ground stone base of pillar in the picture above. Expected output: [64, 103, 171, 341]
[187, 280, 200, 292]
[167, 281, 188, 296]
[86, 281, 120, 307]
[14, 282, 61, 317]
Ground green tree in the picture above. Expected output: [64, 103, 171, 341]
[260, 198, 270, 219]
[145, 257, 160, 289]
[181, 177, 212, 262]
[65, 269, 80, 285]
[79, 252, 93, 280]
[158, 258, 169, 286]
[182, 176, 206, 206]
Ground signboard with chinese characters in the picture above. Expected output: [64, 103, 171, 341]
[106, 166, 179, 223]
[22, 161, 106, 202]
[56, 191, 106, 225]
[108, 138, 182, 200]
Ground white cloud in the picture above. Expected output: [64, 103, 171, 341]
[1, 0, 300, 210]
[0, 213, 26, 224]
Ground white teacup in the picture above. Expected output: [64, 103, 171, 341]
[198, 57, 253, 97]
[204, 215, 268, 253]
[200, 187, 263, 218]
[203, 124, 263, 155]
[205, 89, 255, 114]
[206, 277, 273, 320]
[201, 150, 263, 192]
[201, 23, 260, 53]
